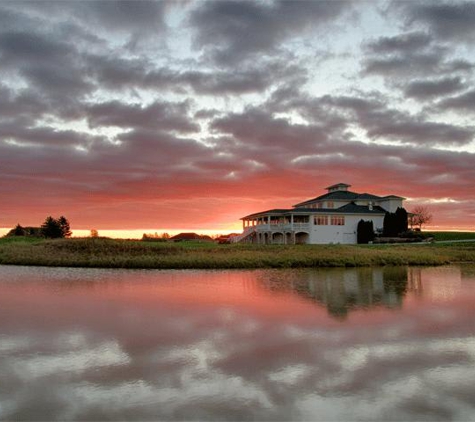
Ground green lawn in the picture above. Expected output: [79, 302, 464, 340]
[0, 236, 474, 269]
[430, 231, 475, 241]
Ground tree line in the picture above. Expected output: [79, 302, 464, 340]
[7, 216, 72, 239]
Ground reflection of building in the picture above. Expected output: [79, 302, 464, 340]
[258, 267, 409, 319]
[236, 183, 405, 244]
[407, 267, 423, 298]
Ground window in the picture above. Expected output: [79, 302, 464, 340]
[317, 203, 323, 209]
[331, 216, 345, 226]
[327, 201, 334, 208]
[314, 215, 328, 225]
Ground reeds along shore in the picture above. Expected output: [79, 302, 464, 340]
[0, 237, 475, 269]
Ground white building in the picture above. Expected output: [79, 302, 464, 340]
[236, 183, 405, 244]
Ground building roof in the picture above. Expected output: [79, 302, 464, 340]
[381, 195, 406, 200]
[325, 182, 351, 191]
[333, 202, 386, 214]
[241, 209, 290, 219]
[293, 190, 363, 207]
[169, 232, 206, 241]
[293, 190, 405, 207]
[356, 193, 382, 200]
[242, 202, 386, 220]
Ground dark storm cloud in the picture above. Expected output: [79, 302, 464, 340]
[114, 129, 209, 170]
[361, 28, 474, 83]
[275, 93, 475, 146]
[404, 1, 475, 43]
[189, 0, 351, 65]
[0, 124, 104, 149]
[322, 94, 473, 145]
[404, 77, 465, 99]
[0, 31, 72, 64]
[438, 89, 475, 112]
[75, 0, 167, 33]
[0, 84, 48, 120]
[362, 31, 441, 77]
[363, 51, 443, 77]
[367, 119, 473, 145]
[366, 31, 432, 54]
[0, 30, 92, 99]
[210, 108, 334, 167]
[7, 0, 167, 39]
[87, 101, 199, 133]
[87, 53, 302, 95]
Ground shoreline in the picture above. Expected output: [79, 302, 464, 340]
[1, 238, 474, 270]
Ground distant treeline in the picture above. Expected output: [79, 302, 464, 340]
[5, 216, 71, 239]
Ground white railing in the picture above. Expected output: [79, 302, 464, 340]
[256, 222, 310, 232]
[292, 223, 310, 231]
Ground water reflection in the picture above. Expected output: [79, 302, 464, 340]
[1, 265, 475, 421]
[257, 267, 414, 318]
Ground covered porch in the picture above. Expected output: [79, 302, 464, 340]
[241, 211, 311, 244]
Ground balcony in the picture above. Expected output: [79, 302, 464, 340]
[255, 222, 310, 232]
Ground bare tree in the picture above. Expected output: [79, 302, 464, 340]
[410, 206, 433, 230]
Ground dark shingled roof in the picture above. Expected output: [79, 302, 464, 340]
[169, 232, 211, 241]
[332, 202, 386, 214]
[241, 209, 290, 219]
[293, 190, 388, 207]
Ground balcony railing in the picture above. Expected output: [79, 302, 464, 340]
[255, 222, 310, 232]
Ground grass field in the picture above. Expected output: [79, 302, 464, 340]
[430, 231, 475, 241]
[0, 236, 474, 269]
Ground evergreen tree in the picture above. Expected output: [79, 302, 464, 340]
[357, 220, 374, 244]
[58, 216, 72, 238]
[12, 224, 26, 236]
[41, 216, 64, 239]
[383, 212, 400, 237]
[395, 207, 408, 234]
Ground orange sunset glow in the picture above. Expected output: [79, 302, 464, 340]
[1, 1, 475, 236]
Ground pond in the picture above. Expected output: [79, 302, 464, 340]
[1, 265, 475, 421]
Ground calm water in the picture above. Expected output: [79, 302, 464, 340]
[1, 265, 475, 421]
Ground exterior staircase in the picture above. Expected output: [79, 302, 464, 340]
[229, 226, 256, 243]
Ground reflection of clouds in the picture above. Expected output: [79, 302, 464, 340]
[11, 339, 130, 379]
[0, 335, 32, 353]
[268, 364, 312, 385]
[1, 266, 475, 420]
[63, 363, 274, 420]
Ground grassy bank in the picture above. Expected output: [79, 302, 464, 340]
[0, 237, 474, 269]
[431, 231, 475, 241]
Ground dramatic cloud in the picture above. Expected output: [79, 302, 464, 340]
[0, 0, 474, 234]
[404, 1, 475, 43]
[438, 89, 475, 112]
[189, 0, 352, 65]
[86, 101, 199, 133]
[404, 77, 466, 99]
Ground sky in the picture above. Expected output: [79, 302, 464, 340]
[1, 0, 475, 237]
